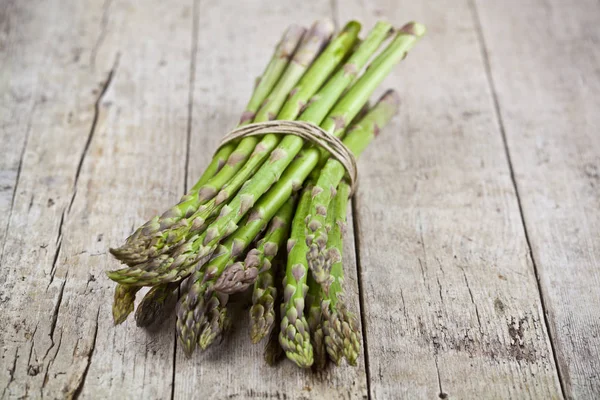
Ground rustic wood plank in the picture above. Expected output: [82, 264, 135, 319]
[174, 0, 368, 398]
[474, 0, 600, 397]
[337, 0, 563, 398]
[0, 0, 192, 398]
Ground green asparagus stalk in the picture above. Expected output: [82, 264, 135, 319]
[110, 24, 307, 263]
[307, 90, 400, 283]
[135, 282, 179, 327]
[307, 273, 327, 370]
[105, 22, 425, 288]
[175, 240, 238, 355]
[214, 195, 295, 294]
[116, 21, 358, 266]
[279, 182, 315, 368]
[176, 196, 294, 354]
[197, 290, 230, 350]
[112, 285, 137, 325]
[320, 181, 361, 365]
[262, 256, 285, 366]
[175, 266, 207, 355]
[249, 251, 286, 343]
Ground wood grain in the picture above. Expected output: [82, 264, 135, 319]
[337, 0, 563, 398]
[475, 0, 600, 397]
[0, 0, 191, 398]
[174, 0, 368, 398]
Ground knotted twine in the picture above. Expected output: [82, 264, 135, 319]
[216, 120, 358, 196]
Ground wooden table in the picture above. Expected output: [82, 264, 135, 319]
[1, 0, 598, 398]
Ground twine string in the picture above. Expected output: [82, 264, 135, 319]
[216, 121, 358, 196]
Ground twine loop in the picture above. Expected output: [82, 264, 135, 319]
[216, 121, 357, 195]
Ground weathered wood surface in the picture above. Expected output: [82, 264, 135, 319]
[0, 0, 598, 399]
[339, 0, 562, 398]
[476, 0, 600, 398]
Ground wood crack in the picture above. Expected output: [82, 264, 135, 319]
[399, 289, 408, 320]
[351, 198, 372, 400]
[68, 53, 120, 214]
[183, 0, 200, 194]
[461, 268, 483, 333]
[47, 237, 63, 290]
[42, 328, 63, 393]
[417, 258, 430, 295]
[436, 277, 444, 304]
[1, 348, 18, 398]
[417, 217, 431, 292]
[70, 308, 100, 399]
[42, 272, 68, 364]
[0, 99, 36, 266]
[26, 323, 39, 372]
[433, 355, 447, 399]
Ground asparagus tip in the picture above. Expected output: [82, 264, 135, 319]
[399, 21, 426, 37]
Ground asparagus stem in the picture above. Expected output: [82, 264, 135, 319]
[279, 182, 315, 368]
[176, 197, 295, 354]
[249, 252, 285, 343]
[306, 90, 400, 283]
[110, 24, 307, 263]
[175, 225, 245, 355]
[112, 284, 138, 325]
[197, 290, 230, 350]
[134, 282, 179, 328]
[320, 181, 361, 365]
[214, 195, 296, 294]
[106, 22, 425, 289]
[175, 267, 206, 355]
[307, 273, 327, 370]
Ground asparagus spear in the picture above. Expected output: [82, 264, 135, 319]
[176, 196, 294, 354]
[279, 182, 315, 368]
[262, 254, 285, 366]
[306, 89, 400, 283]
[110, 24, 307, 263]
[176, 238, 240, 355]
[116, 21, 359, 266]
[249, 252, 284, 343]
[307, 273, 327, 370]
[112, 285, 137, 325]
[214, 195, 295, 294]
[320, 181, 361, 365]
[197, 289, 230, 350]
[105, 22, 424, 288]
[135, 282, 179, 327]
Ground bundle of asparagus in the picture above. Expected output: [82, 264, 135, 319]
[107, 19, 425, 369]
